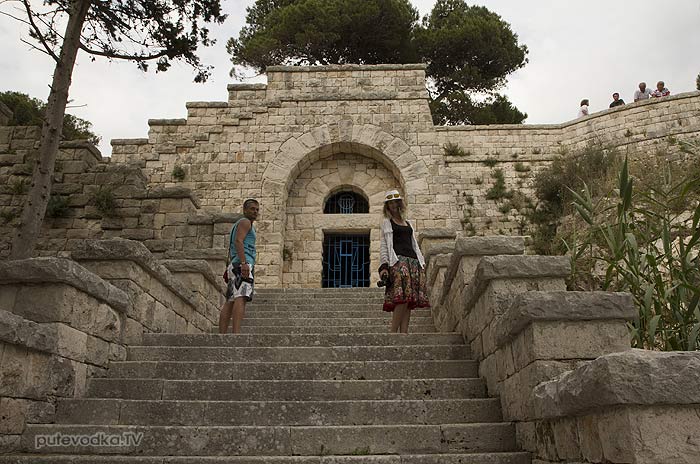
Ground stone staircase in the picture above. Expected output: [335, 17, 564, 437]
[2, 288, 530, 463]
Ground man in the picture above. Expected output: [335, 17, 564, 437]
[651, 81, 671, 98]
[634, 82, 652, 102]
[609, 92, 625, 108]
[219, 199, 259, 334]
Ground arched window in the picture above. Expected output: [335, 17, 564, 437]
[324, 191, 369, 214]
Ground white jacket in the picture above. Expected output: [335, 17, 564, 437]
[379, 218, 426, 269]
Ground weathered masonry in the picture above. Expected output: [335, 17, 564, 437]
[1, 65, 700, 287]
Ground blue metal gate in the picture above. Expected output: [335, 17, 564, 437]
[322, 233, 370, 288]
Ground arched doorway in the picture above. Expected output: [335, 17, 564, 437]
[282, 152, 400, 287]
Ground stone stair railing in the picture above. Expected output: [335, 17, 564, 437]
[425, 234, 700, 464]
[0, 241, 222, 451]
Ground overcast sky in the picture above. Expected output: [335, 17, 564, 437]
[1, 0, 699, 156]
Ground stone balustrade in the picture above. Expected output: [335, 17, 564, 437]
[425, 237, 700, 463]
[0, 258, 129, 451]
[69, 239, 218, 343]
[435, 236, 525, 332]
[162, 259, 224, 312]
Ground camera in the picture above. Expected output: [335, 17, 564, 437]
[377, 276, 391, 288]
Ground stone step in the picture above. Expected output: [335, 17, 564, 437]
[20, 423, 518, 455]
[244, 309, 430, 318]
[251, 294, 384, 306]
[126, 345, 466, 362]
[140, 333, 461, 347]
[56, 398, 502, 426]
[238, 317, 433, 326]
[256, 288, 385, 293]
[0, 453, 531, 463]
[86, 378, 484, 401]
[254, 291, 385, 298]
[246, 303, 401, 312]
[107, 360, 480, 380]
[232, 325, 438, 334]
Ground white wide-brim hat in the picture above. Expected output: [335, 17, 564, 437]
[384, 189, 403, 203]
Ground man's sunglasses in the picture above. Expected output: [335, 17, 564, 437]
[385, 193, 401, 200]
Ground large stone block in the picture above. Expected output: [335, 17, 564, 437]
[504, 320, 630, 373]
[533, 349, 700, 420]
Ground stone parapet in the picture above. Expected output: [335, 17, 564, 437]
[525, 350, 700, 463]
[489, 292, 635, 420]
[417, 228, 456, 249]
[458, 254, 567, 349]
[0, 257, 129, 314]
[428, 236, 526, 332]
[70, 239, 217, 342]
[441, 251, 688, 464]
[162, 259, 224, 310]
[0, 258, 129, 450]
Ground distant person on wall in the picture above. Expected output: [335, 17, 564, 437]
[378, 189, 429, 334]
[609, 92, 625, 108]
[651, 81, 671, 98]
[577, 99, 590, 118]
[634, 82, 652, 102]
[219, 199, 259, 334]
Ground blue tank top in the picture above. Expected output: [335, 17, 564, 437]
[229, 218, 257, 265]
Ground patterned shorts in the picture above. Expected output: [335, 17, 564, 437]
[225, 263, 255, 302]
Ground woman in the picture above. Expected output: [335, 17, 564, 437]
[378, 189, 430, 333]
[577, 99, 589, 118]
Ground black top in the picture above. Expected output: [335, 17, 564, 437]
[609, 99, 625, 108]
[391, 219, 418, 259]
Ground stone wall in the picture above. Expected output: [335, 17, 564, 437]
[2, 64, 699, 286]
[0, 130, 241, 275]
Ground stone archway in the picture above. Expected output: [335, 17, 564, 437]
[259, 122, 431, 287]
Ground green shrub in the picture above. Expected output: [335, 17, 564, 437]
[482, 157, 498, 167]
[46, 195, 70, 218]
[93, 187, 118, 217]
[443, 142, 470, 157]
[473, 177, 483, 185]
[569, 158, 700, 351]
[172, 164, 186, 181]
[486, 169, 511, 200]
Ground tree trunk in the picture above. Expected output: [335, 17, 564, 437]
[9, 0, 92, 259]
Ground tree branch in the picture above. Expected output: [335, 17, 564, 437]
[20, 0, 59, 62]
[19, 37, 56, 58]
[78, 42, 172, 61]
[0, 9, 31, 26]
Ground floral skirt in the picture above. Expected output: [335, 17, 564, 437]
[382, 255, 431, 312]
